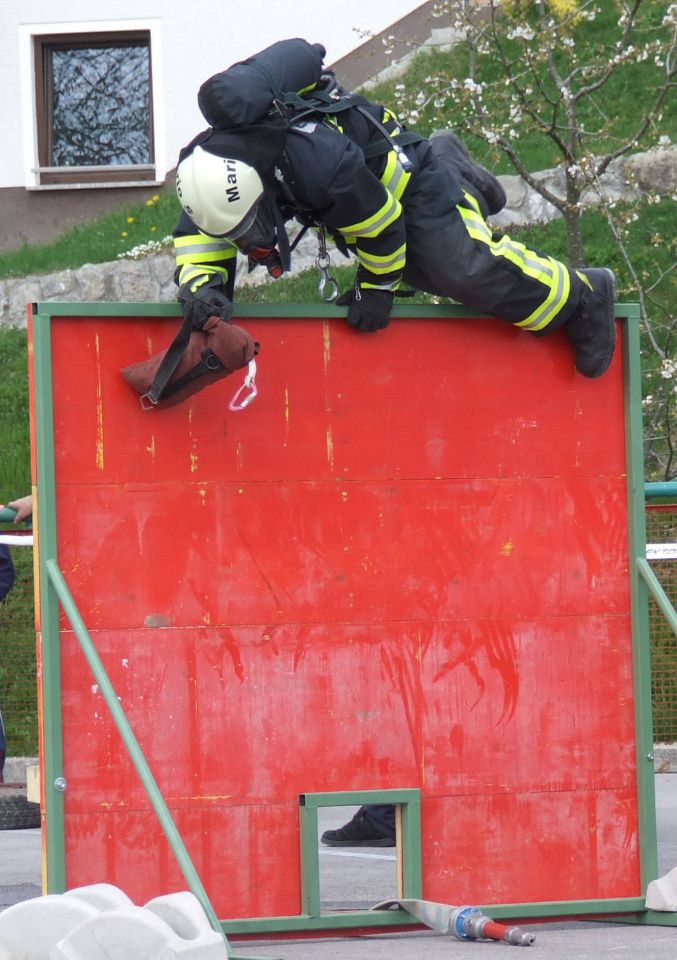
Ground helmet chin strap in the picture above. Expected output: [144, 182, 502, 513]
[270, 194, 291, 271]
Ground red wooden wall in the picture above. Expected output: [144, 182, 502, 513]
[37, 310, 638, 918]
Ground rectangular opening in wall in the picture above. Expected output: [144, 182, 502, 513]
[317, 804, 399, 912]
[299, 789, 422, 919]
[34, 31, 155, 186]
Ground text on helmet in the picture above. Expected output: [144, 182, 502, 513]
[225, 159, 240, 203]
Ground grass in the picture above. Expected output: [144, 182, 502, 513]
[0, 188, 180, 280]
[0, 549, 37, 756]
[0, 331, 34, 755]
[0, 329, 31, 499]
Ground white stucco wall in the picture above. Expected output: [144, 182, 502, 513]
[1, 0, 424, 190]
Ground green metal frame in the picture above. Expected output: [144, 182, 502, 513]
[301, 790, 421, 923]
[645, 482, 677, 501]
[30, 300, 676, 937]
[642, 481, 677, 638]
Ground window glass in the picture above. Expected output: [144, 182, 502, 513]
[50, 43, 151, 167]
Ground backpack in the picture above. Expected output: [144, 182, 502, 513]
[197, 38, 423, 167]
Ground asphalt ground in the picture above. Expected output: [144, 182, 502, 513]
[2, 778, 677, 958]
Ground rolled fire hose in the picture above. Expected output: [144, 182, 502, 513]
[371, 898, 535, 946]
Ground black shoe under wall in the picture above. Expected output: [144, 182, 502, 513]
[567, 268, 617, 378]
[320, 808, 396, 847]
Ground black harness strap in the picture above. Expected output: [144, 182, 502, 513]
[159, 349, 224, 402]
[142, 312, 194, 406]
[277, 90, 426, 162]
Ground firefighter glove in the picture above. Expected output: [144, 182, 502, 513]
[336, 285, 393, 333]
[178, 276, 233, 331]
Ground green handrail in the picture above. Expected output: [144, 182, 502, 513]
[0, 506, 32, 527]
[645, 482, 677, 501]
[638, 558, 677, 639]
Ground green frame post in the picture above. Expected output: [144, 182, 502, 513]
[30, 300, 673, 934]
[619, 302, 661, 919]
[32, 305, 67, 893]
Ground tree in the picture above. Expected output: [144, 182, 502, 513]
[379, 0, 676, 477]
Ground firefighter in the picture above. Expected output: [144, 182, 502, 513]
[172, 42, 616, 380]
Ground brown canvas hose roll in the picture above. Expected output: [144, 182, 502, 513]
[121, 315, 259, 409]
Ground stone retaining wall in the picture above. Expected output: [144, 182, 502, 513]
[1, 146, 674, 330]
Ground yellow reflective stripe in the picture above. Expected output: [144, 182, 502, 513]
[463, 192, 482, 216]
[356, 242, 406, 274]
[576, 269, 594, 291]
[173, 234, 236, 266]
[380, 150, 411, 201]
[457, 192, 570, 331]
[325, 115, 344, 133]
[339, 192, 401, 240]
[178, 264, 229, 288]
[174, 233, 233, 252]
[175, 248, 237, 266]
[515, 258, 570, 331]
[378, 108, 411, 199]
[362, 280, 400, 291]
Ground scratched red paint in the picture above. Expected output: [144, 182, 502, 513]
[34, 312, 639, 917]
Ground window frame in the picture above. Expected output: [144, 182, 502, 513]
[32, 28, 157, 188]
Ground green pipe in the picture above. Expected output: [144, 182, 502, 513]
[44, 559, 231, 955]
[645, 482, 677, 501]
[638, 557, 677, 638]
[0, 506, 32, 526]
[32, 306, 67, 893]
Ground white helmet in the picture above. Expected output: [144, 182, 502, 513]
[175, 145, 264, 239]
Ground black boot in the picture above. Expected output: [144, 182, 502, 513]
[429, 130, 507, 215]
[567, 268, 617, 378]
[320, 807, 395, 847]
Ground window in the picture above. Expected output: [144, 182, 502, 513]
[34, 31, 155, 186]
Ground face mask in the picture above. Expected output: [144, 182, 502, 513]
[229, 199, 283, 278]
[229, 198, 274, 250]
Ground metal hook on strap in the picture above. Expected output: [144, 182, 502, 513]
[316, 225, 339, 302]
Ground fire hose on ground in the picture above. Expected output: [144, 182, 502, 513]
[371, 898, 535, 946]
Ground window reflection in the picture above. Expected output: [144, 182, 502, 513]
[50, 44, 151, 167]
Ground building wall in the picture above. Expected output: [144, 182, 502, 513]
[0, 1, 440, 253]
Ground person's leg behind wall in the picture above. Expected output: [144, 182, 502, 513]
[321, 804, 396, 847]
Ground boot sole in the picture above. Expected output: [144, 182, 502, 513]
[573, 267, 617, 378]
[590, 267, 617, 378]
